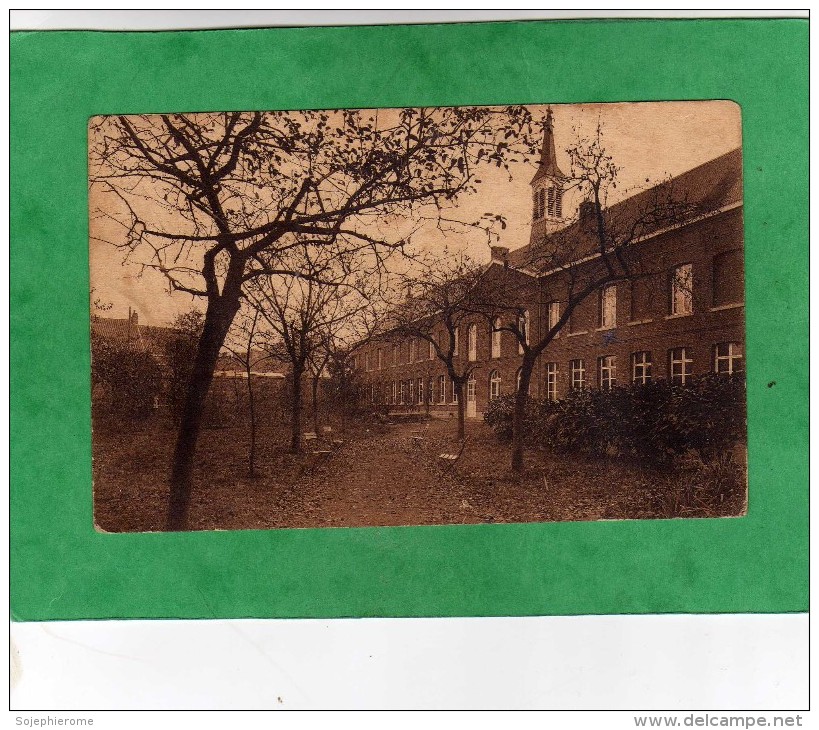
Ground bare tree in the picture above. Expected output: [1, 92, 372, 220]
[222, 305, 272, 477]
[247, 243, 384, 453]
[485, 127, 698, 472]
[89, 106, 539, 528]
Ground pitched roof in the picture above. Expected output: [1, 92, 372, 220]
[530, 108, 566, 185]
[508, 147, 742, 271]
[91, 316, 183, 359]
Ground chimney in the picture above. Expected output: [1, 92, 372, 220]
[579, 201, 595, 222]
[130, 309, 139, 326]
[579, 200, 597, 232]
[490, 246, 510, 266]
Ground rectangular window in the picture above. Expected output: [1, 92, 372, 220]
[671, 263, 693, 315]
[631, 351, 652, 385]
[453, 327, 459, 356]
[555, 187, 563, 218]
[439, 375, 446, 404]
[408, 379, 414, 404]
[545, 362, 558, 401]
[398, 381, 405, 404]
[392, 344, 398, 367]
[600, 285, 617, 329]
[452, 380, 458, 403]
[518, 311, 529, 354]
[491, 318, 501, 359]
[570, 359, 586, 390]
[377, 348, 383, 370]
[468, 324, 477, 362]
[547, 186, 556, 217]
[714, 342, 744, 374]
[429, 338, 435, 361]
[409, 339, 416, 363]
[417, 377, 424, 404]
[547, 301, 560, 331]
[391, 381, 397, 404]
[598, 355, 617, 390]
[669, 348, 693, 385]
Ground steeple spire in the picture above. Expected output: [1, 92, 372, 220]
[530, 107, 565, 184]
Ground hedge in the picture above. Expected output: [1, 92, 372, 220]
[484, 373, 746, 465]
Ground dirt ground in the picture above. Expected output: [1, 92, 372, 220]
[92, 415, 746, 532]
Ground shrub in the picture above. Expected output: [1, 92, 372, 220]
[484, 374, 746, 465]
[163, 310, 205, 422]
[91, 333, 163, 420]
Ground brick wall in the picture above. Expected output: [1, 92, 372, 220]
[352, 206, 744, 417]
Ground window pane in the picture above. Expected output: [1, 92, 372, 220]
[671, 264, 693, 315]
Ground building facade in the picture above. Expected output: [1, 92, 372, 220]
[351, 115, 744, 419]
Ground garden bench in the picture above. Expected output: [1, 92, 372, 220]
[438, 437, 468, 473]
[409, 421, 430, 449]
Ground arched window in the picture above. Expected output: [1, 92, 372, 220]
[489, 369, 502, 400]
[468, 323, 477, 362]
[491, 317, 502, 359]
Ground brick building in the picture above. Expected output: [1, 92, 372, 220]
[351, 113, 744, 419]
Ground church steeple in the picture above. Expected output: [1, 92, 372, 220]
[530, 107, 565, 185]
[530, 107, 567, 243]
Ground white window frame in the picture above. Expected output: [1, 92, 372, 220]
[518, 310, 530, 354]
[452, 379, 459, 403]
[417, 377, 424, 405]
[489, 369, 502, 400]
[453, 327, 459, 356]
[671, 263, 693, 316]
[570, 359, 586, 390]
[547, 301, 560, 332]
[669, 348, 693, 385]
[391, 381, 397, 404]
[429, 338, 435, 361]
[600, 285, 617, 330]
[468, 324, 477, 362]
[491, 317, 502, 359]
[714, 342, 743, 375]
[398, 381, 405, 404]
[631, 351, 652, 385]
[545, 363, 558, 401]
[438, 375, 446, 404]
[598, 355, 617, 390]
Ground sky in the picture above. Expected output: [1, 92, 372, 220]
[89, 100, 741, 326]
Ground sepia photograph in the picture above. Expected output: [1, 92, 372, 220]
[89, 100, 746, 533]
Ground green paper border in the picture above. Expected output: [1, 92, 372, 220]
[10, 19, 808, 620]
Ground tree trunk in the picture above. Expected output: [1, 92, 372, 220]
[311, 374, 320, 434]
[290, 362, 305, 453]
[246, 366, 256, 478]
[455, 379, 466, 441]
[167, 296, 240, 530]
[511, 357, 535, 473]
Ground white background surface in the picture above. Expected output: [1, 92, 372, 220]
[8, 9, 811, 714]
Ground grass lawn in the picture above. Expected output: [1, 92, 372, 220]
[92, 415, 746, 532]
